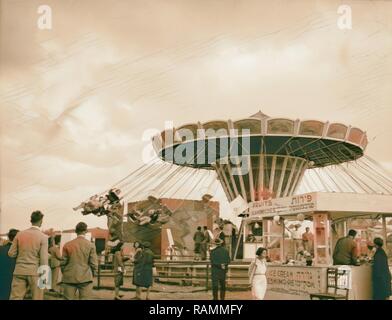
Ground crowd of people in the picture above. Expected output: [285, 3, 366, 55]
[192, 220, 236, 261]
[1, 210, 391, 301]
[192, 226, 213, 260]
[109, 240, 155, 300]
[0, 211, 156, 300]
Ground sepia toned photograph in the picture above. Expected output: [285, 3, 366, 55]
[0, 0, 391, 304]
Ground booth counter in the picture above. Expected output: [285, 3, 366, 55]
[264, 264, 372, 300]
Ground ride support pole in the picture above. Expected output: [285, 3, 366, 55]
[97, 255, 101, 289]
[206, 262, 209, 292]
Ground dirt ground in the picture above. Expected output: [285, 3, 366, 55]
[45, 282, 253, 300]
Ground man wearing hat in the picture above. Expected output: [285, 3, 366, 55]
[133, 241, 154, 300]
[210, 238, 231, 300]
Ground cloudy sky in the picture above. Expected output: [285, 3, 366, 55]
[1, 0, 391, 233]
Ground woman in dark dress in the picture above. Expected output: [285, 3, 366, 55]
[372, 237, 391, 300]
[132, 241, 154, 300]
[0, 229, 19, 300]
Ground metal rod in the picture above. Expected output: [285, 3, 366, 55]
[248, 156, 255, 202]
[276, 157, 288, 197]
[283, 158, 298, 197]
[288, 160, 306, 196]
[268, 155, 277, 194]
[234, 218, 245, 260]
[227, 163, 240, 197]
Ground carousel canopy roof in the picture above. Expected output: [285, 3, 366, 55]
[153, 112, 368, 168]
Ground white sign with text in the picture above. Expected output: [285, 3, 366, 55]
[249, 193, 317, 216]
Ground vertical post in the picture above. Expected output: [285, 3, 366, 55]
[167, 259, 169, 283]
[281, 219, 285, 263]
[382, 215, 388, 243]
[263, 218, 269, 249]
[328, 214, 333, 265]
[206, 262, 209, 292]
[234, 218, 244, 260]
[97, 254, 101, 290]
[248, 156, 255, 202]
[314, 214, 319, 265]
[268, 155, 277, 194]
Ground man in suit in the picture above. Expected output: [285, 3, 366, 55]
[333, 229, 359, 265]
[0, 229, 19, 300]
[61, 222, 98, 300]
[210, 238, 231, 300]
[193, 226, 204, 260]
[200, 226, 211, 261]
[48, 236, 62, 294]
[8, 211, 48, 300]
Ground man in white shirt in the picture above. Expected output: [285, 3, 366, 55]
[290, 225, 302, 257]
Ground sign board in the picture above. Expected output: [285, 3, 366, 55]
[230, 195, 249, 216]
[266, 265, 326, 297]
[249, 193, 317, 217]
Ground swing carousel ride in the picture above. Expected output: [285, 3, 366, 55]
[74, 111, 392, 251]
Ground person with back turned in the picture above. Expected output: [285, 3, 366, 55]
[200, 226, 211, 261]
[48, 236, 62, 294]
[0, 229, 19, 300]
[8, 211, 48, 300]
[132, 241, 154, 300]
[193, 226, 204, 261]
[61, 222, 98, 300]
[372, 237, 391, 300]
[333, 229, 359, 265]
[210, 238, 231, 300]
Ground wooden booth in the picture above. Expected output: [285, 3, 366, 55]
[242, 192, 392, 300]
